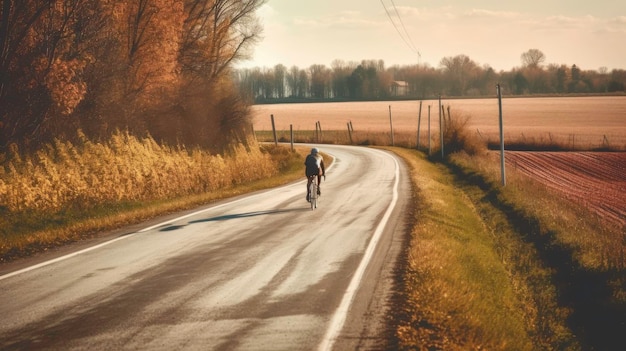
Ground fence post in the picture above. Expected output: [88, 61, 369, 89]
[417, 100, 423, 150]
[347, 122, 353, 144]
[317, 121, 322, 142]
[271, 114, 278, 146]
[290, 124, 294, 151]
[315, 122, 319, 142]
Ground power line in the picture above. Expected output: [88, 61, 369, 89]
[390, 0, 419, 54]
[380, 0, 421, 62]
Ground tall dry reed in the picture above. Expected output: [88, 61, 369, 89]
[0, 130, 277, 214]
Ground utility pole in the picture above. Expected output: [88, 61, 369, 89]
[497, 84, 506, 186]
[389, 105, 395, 146]
[439, 95, 444, 159]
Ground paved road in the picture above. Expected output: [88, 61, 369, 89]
[0, 145, 410, 350]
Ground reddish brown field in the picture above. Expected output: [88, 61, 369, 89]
[506, 151, 626, 228]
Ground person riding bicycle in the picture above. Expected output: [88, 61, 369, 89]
[305, 147, 325, 202]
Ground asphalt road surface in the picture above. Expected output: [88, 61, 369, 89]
[0, 144, 410, 351]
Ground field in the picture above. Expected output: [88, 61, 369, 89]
[252, 96, 626, 149]
[505, 152, 626, 228]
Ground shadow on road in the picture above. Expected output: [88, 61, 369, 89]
[158, 208, 309, 232]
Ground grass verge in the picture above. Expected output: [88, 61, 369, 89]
[447, 151, 625, 351]
[388, 147, 579, 350]
[0, 142, 310, 263]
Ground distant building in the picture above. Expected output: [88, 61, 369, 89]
[391, 81, 409, 96]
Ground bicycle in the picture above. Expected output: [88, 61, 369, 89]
[308, 175, 319, 210]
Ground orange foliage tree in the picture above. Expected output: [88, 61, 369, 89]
[0, 0, 265, 154]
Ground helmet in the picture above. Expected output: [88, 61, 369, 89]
[311, 147, 319, 155]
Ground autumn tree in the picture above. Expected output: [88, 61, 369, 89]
[0, 0, 106, 151]
[1, 0, 266, 154]
[167, 0, 265, 149]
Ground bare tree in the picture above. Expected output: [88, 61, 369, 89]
[521, 49, 546, 68]
[273, 64, 286, 98]
[180, 0, 265, 81]
[439, 54, 479, 96]
[309, 64, 330, 99]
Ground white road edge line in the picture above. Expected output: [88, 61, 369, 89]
[0, 185, 280, 282]
[1, 148, 336, 281]
[318, 149, 400, 351]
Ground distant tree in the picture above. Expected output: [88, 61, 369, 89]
[297, 69, 309, 97]
[521, 49, 546, 68]
[474, 65, 498, 95]
[439, 54, 479, 96]
[309, 64, 330, 99]
[346, 64, 384, 99]
[347, 65, 365, 98]
[260, 68, 275, 99]
[513, 71, 528, 94]
[232, 49, 626, 101]
[330, 60, 353, 98]
[286, 65, 308, 98]
[555, 65, 568, 93]
[608, 69, 626, 92]
[273, 64, 286, 98]
[571, 64, 581, 81]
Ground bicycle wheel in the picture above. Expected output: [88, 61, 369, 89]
[309, 179, 317, 210]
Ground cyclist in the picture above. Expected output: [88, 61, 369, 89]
[304, 147, 325, 202]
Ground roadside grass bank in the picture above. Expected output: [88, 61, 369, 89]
[0, 133, 307, 262]
[447, 151, 625, 351]
[388, 147, 577, 350]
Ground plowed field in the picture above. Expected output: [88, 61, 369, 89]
[505, 151, 626, 227]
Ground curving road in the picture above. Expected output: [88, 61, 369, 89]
[0, 145, 410, 351]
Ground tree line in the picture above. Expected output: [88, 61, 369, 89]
[234, 49, 626, 103]
[0, 0, 265, 154]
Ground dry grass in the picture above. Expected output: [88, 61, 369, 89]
[0, 131, 302, 260]
[0, 131, 276, 213]
[390, 147, 563, 351]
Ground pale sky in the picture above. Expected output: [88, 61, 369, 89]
[236, 0, 626, 72]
